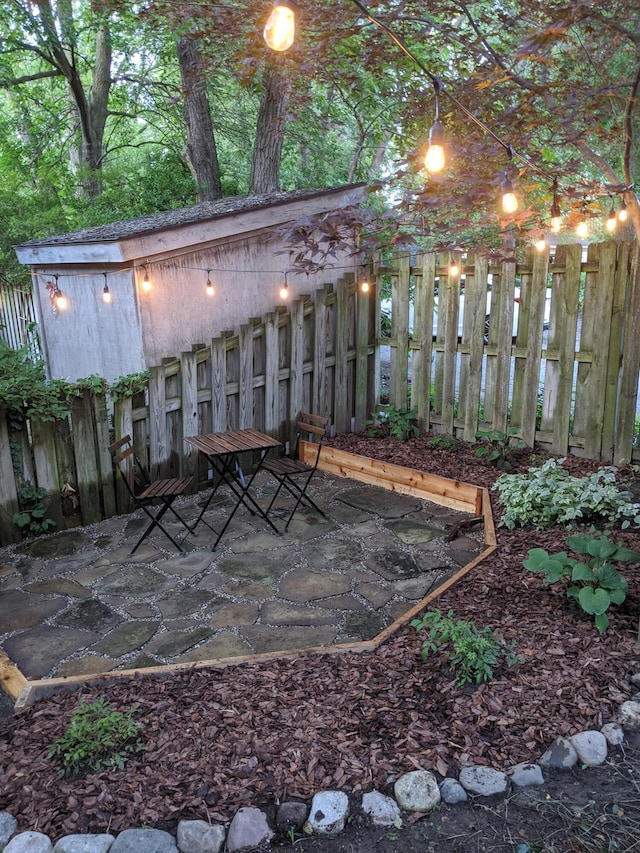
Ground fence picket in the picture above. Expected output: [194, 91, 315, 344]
[0, 411, 20, 545]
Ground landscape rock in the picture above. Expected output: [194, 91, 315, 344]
[439, 778, 468, 804]
[394, 770, 441, 812]
[52, 835, 116, 853]
[459, 765, 509, 796]
[109, 828, 178, 852]
[539, 736, 578, 769]
[601, 722, 625, 747]
[304, 791, 349, 836]
[176, 819, 225, 853]
[275, 802, 308, 834]
[619, 700, 640, 727]
[570, 730, 608, 766]
[510, 763, 544, 787]
[4, 831, 53, 853]
[0, 812, 17, 845]
[226, 807, 273, 852]
[361, 791, 401, 826]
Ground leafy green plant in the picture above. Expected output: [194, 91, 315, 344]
[109, 371, 150, 402]
[474, 427, 524, 469]
[411, 608, 521, 685]
[426, 433, 460, 451]
[0, 338, 68, 421]
[523, 534, 639, 633]
[494, 458, 640, 530]
[365, 405, 419, 441]
[47, 698, 145, 778]
[12, 481, 56, 537]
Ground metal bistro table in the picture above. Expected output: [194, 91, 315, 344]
[185, 428, 282, 549]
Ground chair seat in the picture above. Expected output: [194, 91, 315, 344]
[138, 477, 192, 500]
[262, 458, 311, 476]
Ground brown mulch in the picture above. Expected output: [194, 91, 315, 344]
[1, 433, 640, 841]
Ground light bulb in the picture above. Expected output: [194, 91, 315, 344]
[550, 201, 562, 233]
[606, 207, 617, 232]
[279, 283, 289, 300]
[501, 175, 518, 213]
[206, 277, 215, 297]
[55, 291, 68, 311]
[424, 120, 446, 173]
[142, 270, 151, 292]
[263, 2, 295, 52]
[102, 284, 112, 303]
[535, 238, 547, 252]
[360, 280, 370, 293]
[618, 201, 628, 222]
[576, 214, 588, 239]
[449, 261, 459, 277]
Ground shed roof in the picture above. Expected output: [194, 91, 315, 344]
[15, 184, 366, 265]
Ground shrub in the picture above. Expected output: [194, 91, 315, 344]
[48, 698, 145, 777]
[494, 458, 640, 530]
[411, 609, 521, 685]
[474, 427, 524, 470]
[524, 534, 639, 633]
[364, 405, 419, 442]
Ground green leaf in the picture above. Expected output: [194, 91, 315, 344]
[578, 586, 610, 615]
[594, 612, 609, 634]
[585, 538, 618, 560]
[571, 563, 595, 583]
[610, 546, 640, 562]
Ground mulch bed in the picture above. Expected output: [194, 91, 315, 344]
[1, 433, 640, 840]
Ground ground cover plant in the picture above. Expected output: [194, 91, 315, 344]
[1, 432, 639, 852]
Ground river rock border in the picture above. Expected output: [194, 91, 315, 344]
[2, 677, 639, 853]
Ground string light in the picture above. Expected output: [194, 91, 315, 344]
[618, 200, 628, 222]
[449, 259, 459, 277]
[53, 275, 67, 311]
[576, 205, 589, 239]
[102, 273, 112, 304]
[605, 203, 617, 233]
[501, 171, 518, 214]
[263, 0, 296, 52]
[424, 80, 446, 174]
[142, 266, 151, 292]
[550, 178, 562, 233]
[279, 272, 289, 300]
[535, 238, 547, 252]
[205, 270, 215, 296]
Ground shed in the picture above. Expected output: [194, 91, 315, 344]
[14, 184, 367, 382]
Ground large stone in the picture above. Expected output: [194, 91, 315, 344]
[209, 602, 259, 628]
[361, 791, 401, 826]
[144, 627, 212, 659]
[510, 763, 544, 787]
[52, 834, 115, 852]
[439, 778, 467, 804]
[394, 770, 441, 812]
[94, 565, 176, 596]
[459, 766, 509, 796]
[25, 578, 92, 599]
[92, 620, 158, 656]
[156, 589, 216, 619]
[276, 802, 308, 834]
[239, 624, 337, 653]
[0, 812, 18, 845]
[342, 610, 385, 640]
[570, 730, 608, 766]
[365, 548, 423, 580]
[162, 553, 215, 578]
[226, 807, 273, 852]
[4, 831, 53, 853]
[54, 599, 122, 632]
[277, 568, 351, 602]
[177, 631, 252, 662]
[619, 700, 640, 727]
[110, 828, 177, 852]
[14, 530, 91, 558]
[303, 538, 364, 571]
[384, 519, 444, 545]
[539, 736, 578, 769]
[176, 819, 225, 853]
[55, 655, 118, 677]
[216, 551, 294, 583]
[305, 791, 349, 836]
[338, 486, 421, 518]
[0, 590, 64, 631]
[3, 625, 100, 678]
[260, 601, 337, 626]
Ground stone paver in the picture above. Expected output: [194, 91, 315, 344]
[0, 471, 484, 681]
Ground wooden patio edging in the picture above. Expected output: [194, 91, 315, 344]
[3, 451, 496, 712]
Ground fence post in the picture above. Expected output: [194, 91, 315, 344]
[614, 243, 640, 465]
[0, 410, 20, 545]
[30, 418, 64, 530]
[334, 277, 350, 434]
[181, 348, 199, 483]
[69, 391, 102, 525]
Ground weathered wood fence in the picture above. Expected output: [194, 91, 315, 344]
[0, 275, 375, 545]
[0, 279, 37, 351]
[1, 239, 639, 545]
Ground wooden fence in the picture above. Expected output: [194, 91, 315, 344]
[1, 239, 639, 546]
[0, 279, 38, 352]
[0, 275, 375, 545]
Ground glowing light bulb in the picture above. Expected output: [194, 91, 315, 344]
[576, 214, 588, 239]
[606, 207, 617, 232]
[263, 2, 295, 52]
[360, 279, 370, 293]
[449, 261, 459, 277]
[206, 276, 215, 297]
[279, 282, 289, 300]
[102, 284, 112, 303]
[550, 201, 562, 233]
[424, 120, 446, 173]
[618, 201, 628, 222]
[535, 238, 547, 252]
[501, 175, 518, 213]
[55, 290, 68, 311]
[142, 270, 151, 292]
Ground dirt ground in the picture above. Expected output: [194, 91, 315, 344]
[2, 432, 640, 852]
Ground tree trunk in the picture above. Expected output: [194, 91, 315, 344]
[177, 36, 222, 202]
[249, 68, 291, 194]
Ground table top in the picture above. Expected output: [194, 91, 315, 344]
[185, 428, 281, 457]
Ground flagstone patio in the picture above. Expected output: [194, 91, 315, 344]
[0, 471, 485, 687]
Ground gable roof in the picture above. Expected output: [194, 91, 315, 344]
[15, 184, 367, 266]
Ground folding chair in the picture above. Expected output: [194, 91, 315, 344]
[263, 412, 329, 530]
[109, 435, 194, 556]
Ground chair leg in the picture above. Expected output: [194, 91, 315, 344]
[280, 475, 326, 530]
[129, 499, 186, 556]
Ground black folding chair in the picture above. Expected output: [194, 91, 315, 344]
[263, 412, 329, 530]
[109, 435, 194, 556]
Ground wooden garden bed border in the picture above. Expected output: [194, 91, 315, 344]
[3, 446, 496, 712]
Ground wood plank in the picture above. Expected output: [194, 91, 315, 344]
[0, 410, 20, 545]
[520, 247, 549, 447]
[312, 286, 329, 419]
[70, 392, 102, 526]
[334, 277, 349, 433]
[148, 365, 166, 480]
[210, 336, 227, 433]
[306, 443, 482, 513]
[411, 252, 435, 431]
[615, 244, 640, 464]
[490, 256, 516, 431]
[602, 242, 629, 461]
[30, 418, 64, 529]
[355, 271, 370, 431]
[390, 253, 410, 411]
[462, 252, 487, 442]
[264, 311, 280, 435]
[440, 257, 459, 434]
[238, 324, 253, 430]
[181, 349, 199, 483]
[289, 298, 305, 440]
[0, 650, 27, 702]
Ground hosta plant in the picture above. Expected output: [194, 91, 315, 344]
[523, 534, 640, 633]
